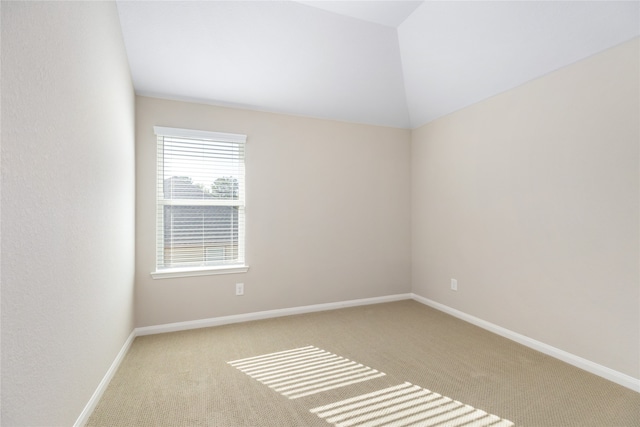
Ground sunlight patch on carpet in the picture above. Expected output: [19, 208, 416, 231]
[310, 382, 515, 427]
[228, 346, 385, 399]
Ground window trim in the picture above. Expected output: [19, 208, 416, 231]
[151, 265, 249, 280]
[152, 126, 248, 279]
[153, 126, 247, 143]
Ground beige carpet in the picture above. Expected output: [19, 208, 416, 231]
[87, 300, 640, 426]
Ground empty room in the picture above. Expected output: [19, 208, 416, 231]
[1, 1, 639, 426]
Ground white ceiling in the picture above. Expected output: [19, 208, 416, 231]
[296, 1, 423, 27]
[116, 1, 639, 129]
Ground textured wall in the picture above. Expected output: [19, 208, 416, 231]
[135, 96, 412, 327]
[411, 38, 639, 378]
[1, 2, 135, 425]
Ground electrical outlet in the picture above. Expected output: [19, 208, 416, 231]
[235, 283, 244, 296]
[450, 278, 458, 291]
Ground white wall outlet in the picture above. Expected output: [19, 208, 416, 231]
[235, 283, 244, 296]
[450, 278, 458, 291]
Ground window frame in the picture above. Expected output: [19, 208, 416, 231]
[151, 126, 249, 279]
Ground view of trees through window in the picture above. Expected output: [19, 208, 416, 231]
[210, 176, 239, 199]
[163, 176, 239, 200]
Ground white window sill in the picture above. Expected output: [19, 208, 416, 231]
[151, 265, 249, 279]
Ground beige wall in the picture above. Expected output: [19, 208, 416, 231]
[411, 38, 639, 378]
[1, 2, 135, 425]
[135, 96, 412, 327]
[2, 4, 636, 422]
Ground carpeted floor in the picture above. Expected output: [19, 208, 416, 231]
[87, 300, 640, 426]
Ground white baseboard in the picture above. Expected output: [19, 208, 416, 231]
[77, 294, 411, 424]
[74, 330, 137, 427]
[135, 293, 413, 336]
[411, 293, 640, 393]
[78, 292, 638, 425]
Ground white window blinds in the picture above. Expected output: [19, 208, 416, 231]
[154, 126, 246, 272]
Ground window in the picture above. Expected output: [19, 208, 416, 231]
[151, 126, 248, 279]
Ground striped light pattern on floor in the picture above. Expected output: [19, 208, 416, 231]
[310, 382, 515, 427]
[227, 346, 386, 399]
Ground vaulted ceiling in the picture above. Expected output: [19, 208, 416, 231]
[116, 1, 639, 129]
